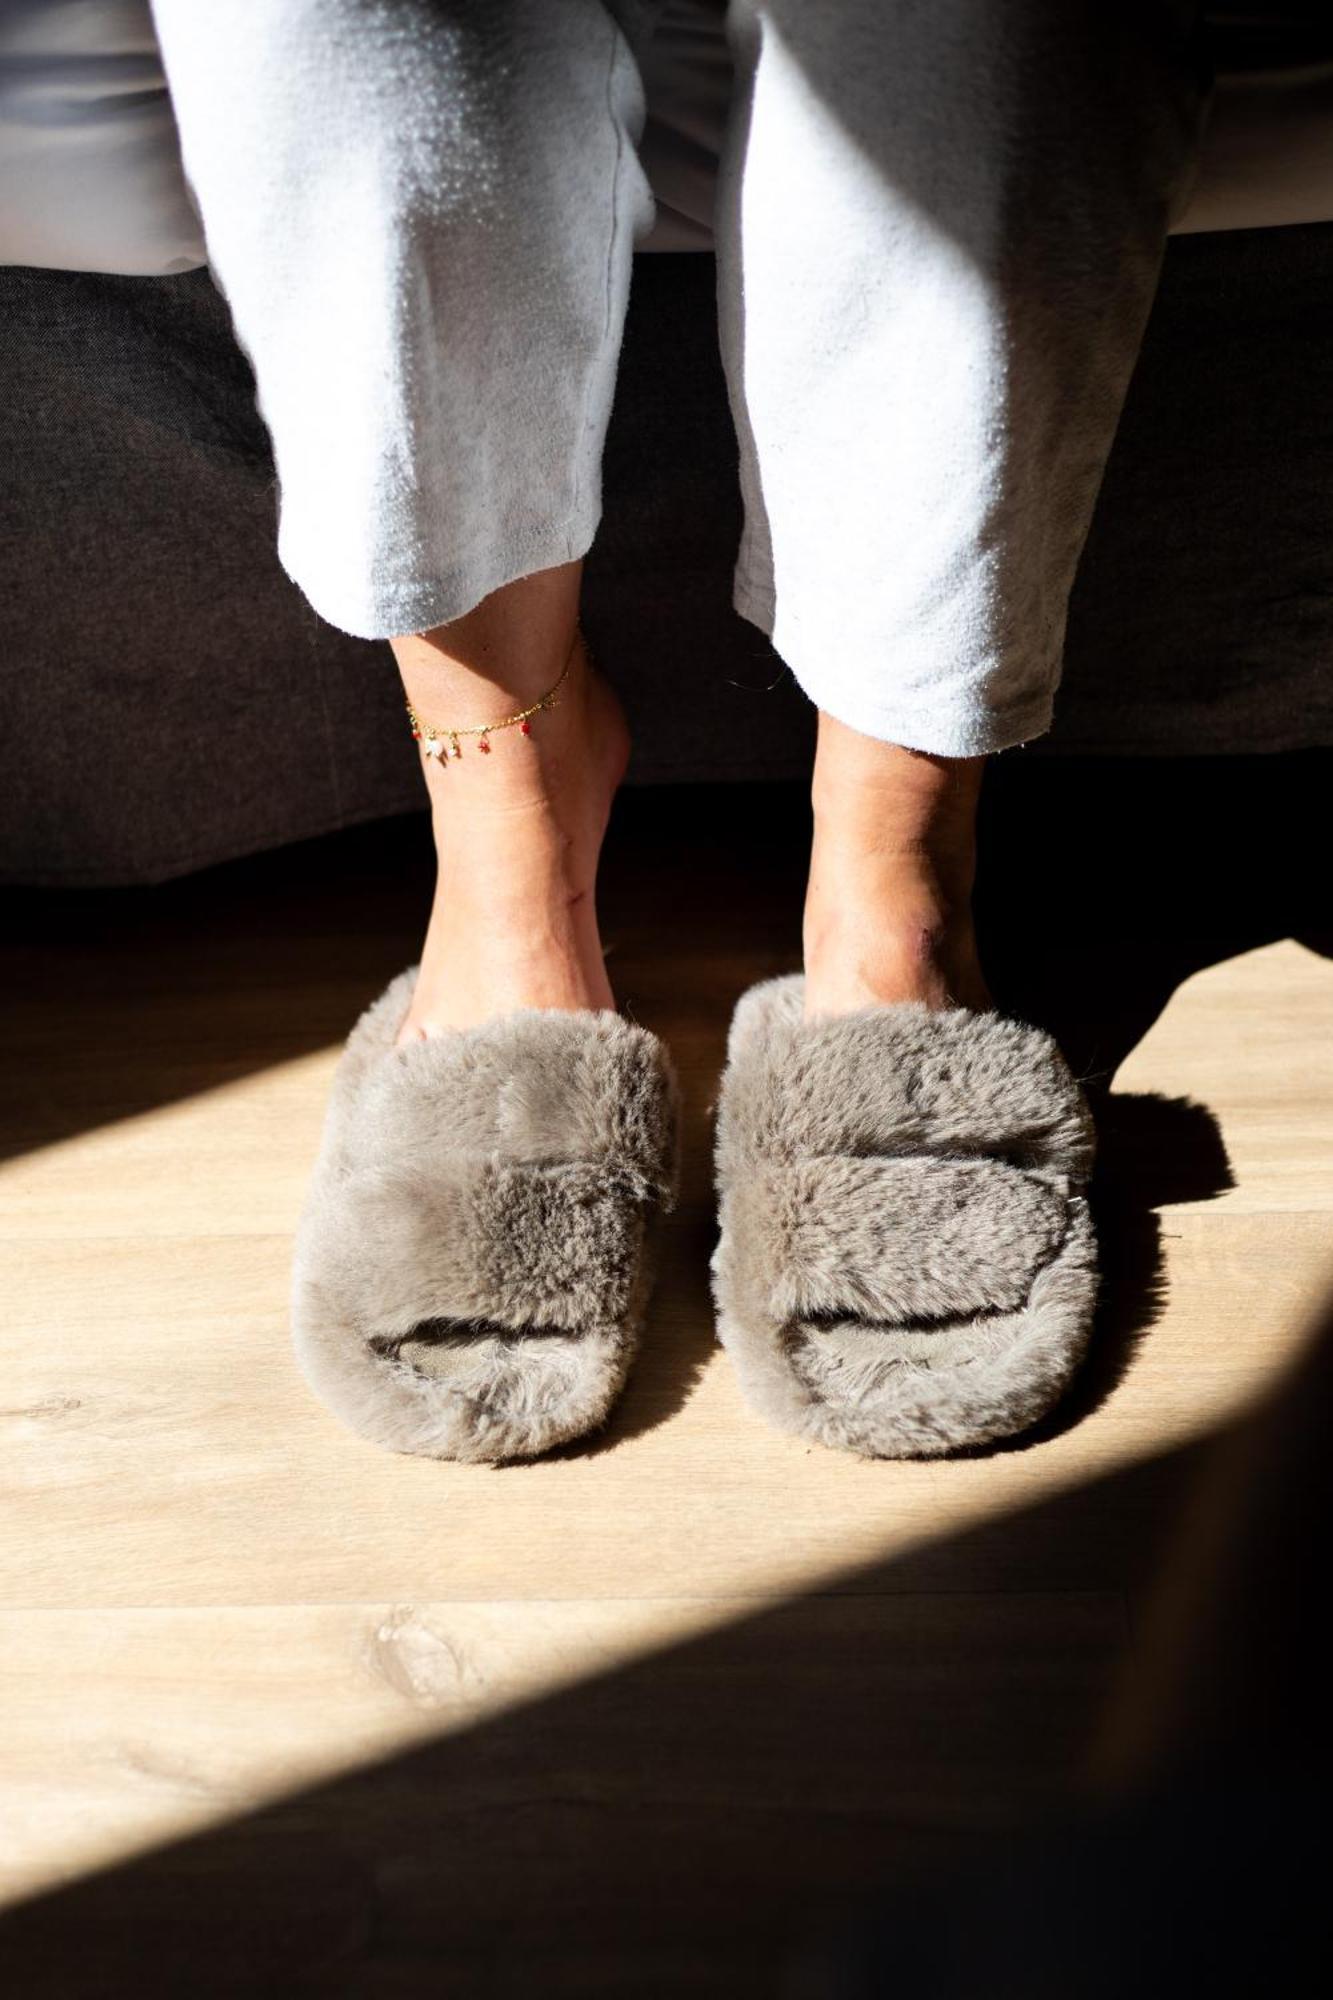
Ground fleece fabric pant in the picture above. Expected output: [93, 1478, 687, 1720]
[149, 0, 1206, 757]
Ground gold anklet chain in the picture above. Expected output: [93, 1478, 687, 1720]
[405, 631, 579, 762]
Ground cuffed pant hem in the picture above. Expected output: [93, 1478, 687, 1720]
[732, 577, 1056, 758]
[281, 515, 601, 642]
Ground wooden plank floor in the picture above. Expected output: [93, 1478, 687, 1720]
[1, 758, 1329, 1993]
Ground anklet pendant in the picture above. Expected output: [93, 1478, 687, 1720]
[405, 630, 577, 762]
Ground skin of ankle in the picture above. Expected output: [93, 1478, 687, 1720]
[803, 714, 988, 1012]
[391, 560, 584, 720]
[812, 721, 981, 860]
[811, 722, 981, 887]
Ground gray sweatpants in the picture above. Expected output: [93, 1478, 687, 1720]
[150, 0, 1205, 756]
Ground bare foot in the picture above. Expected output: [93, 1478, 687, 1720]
[802, 718, 991, 1020]
[395, 631, 629, 1041]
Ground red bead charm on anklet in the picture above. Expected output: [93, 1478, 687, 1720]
[519, 719, 532, 736]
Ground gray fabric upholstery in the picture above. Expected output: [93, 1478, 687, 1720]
[2, 231, 1332, 886]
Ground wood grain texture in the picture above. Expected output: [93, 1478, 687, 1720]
[1, 769, 1329, 1990]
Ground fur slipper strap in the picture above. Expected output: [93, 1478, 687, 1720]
[719, 981, 1093, 1183]
[330, 976, 681, 1208]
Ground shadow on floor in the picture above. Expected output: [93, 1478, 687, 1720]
[797, 1288, 1333, 1998]
[4, 1283, 1330, 1997]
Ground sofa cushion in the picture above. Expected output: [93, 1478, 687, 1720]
[6, 1, 1333, 283]
[0, 0, 205, 275]
[634, 1, 1333, 247]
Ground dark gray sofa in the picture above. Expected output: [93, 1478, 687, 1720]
[3, 0, 1332, 886]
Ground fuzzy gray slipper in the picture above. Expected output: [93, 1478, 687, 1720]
[710, 975, 1098, 1458]
[291, 969, 680, 1462]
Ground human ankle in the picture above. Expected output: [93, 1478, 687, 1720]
[804, 721, 988, 1014]
[396, 655, 626, 1037]
[812, 775, 978, 888]
[802, 883, 987, 1015]
[418, 647, 627, 840]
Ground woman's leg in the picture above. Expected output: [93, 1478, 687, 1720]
[149, 0, 655, 1034]
[389, 565, 630, 1039]
[715, 0, 1207, 1015]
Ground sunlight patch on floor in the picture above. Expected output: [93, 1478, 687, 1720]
[0, 1596, 752, 1909]
[0, 1049, 339, 1240]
